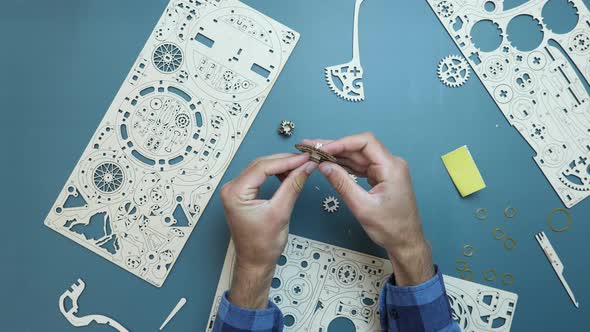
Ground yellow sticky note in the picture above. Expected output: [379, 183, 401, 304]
[442, 146, 486, 197]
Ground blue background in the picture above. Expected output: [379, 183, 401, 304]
[0, 0, 588, 330]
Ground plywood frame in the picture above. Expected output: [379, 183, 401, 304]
[44, 0, 299, 287]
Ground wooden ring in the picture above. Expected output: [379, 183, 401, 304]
[548, 208, 572, 233]
[502, 273, 515, 285]
[463, 244, 475, 257]
[461, 269, 474, 281]
[455, 260, 468, 272]
[504, 237, 517, 250]
[504, 206, 517, 219]
[474, 208, 488, 220]
[493, 228, 506, 240]
[484, 269, 497, 281]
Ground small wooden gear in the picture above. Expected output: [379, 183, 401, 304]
[295, 144, 337, 163]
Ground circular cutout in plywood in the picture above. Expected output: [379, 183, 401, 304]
[328, 317, 356, 332]
[484, 1, 496, 12]
[507, 15, 544, 52]
[284, 314, 296, 327]
[542, 0, 579, 34]
[471, 20, 504, 52]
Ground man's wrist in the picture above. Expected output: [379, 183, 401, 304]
[387, 239, 435, 287]
[228, 261, 276, 310]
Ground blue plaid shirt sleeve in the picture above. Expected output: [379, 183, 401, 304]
[213, 267, 458, 332]
[212, 291, 284, 332]
[379, 266, 460, 332]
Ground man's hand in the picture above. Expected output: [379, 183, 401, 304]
[220, 153, 316, 309]
[302, 133, 434, 286]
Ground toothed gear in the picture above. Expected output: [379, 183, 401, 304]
[325, 64, 365, 102]
[436, 1, 454, 18]
[558, 157, 590, 191]
[323, 196, 340, 213]
[572, 32, 590, 53]
[437, 55, 470, 88]
[278, 120, 295, 137]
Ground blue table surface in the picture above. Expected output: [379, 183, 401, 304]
[1, 0, 589, 330]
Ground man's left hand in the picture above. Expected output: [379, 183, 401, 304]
[220, 153, 316, 309]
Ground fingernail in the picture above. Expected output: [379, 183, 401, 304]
[319, 163, 332, 175]
[305, 162, 318, 174]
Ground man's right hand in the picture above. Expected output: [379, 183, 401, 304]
[302, 132, 435, 286]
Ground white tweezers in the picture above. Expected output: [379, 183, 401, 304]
[535, 231, 579, 308]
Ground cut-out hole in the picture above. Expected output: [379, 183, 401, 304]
[507, 15, 544, 51]
[251, 63, 271, 78]
[99, 235, 119, 255]
[277, 255, 287, 266]
[195, 112, 203, 127]
[120, 124, 128, 140]
[169, 155, 184, 165]
[140, 87, 155, 96]
[542, 0, 578, 34]
[328, 317, 356, 332]
[471, 20, 503, 52]
[469, 52, 482, 65]
[362, 297, 375, 306]
[482, 294, 493, 305]
[271, 277, 281, 289]
[63, 190, 87, 209]
[63, 297, 73, 311]
[548, 39, 590, 97]
[173, 204, 190, 227]
[453, 16, 464, 32]
[132, 150, 156, 166]
[195, 33, 215, 48]
[284, 315, 295, 327]
[168, 86, 191, 102]
[492, 317, 507, 328]
[563, 173, 583, 185]
[70, 212, 110, 241]
[484, 1, 496, 12]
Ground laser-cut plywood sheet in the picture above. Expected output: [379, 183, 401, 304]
[44, 0, 299, 287]
[428, 0, 590, 208]
[206, 235, 518, 331]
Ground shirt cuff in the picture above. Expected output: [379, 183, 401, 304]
[379, 266, 455, 331]
[214, 291, 283, 331]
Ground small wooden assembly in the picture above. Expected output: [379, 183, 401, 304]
[295, 144, 337, 163]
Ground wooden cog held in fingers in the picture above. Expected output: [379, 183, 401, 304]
[295, 144, 337, 163]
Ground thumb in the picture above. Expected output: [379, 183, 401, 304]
[272, 161, 317, 210]
[319, 162, 369, 211]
